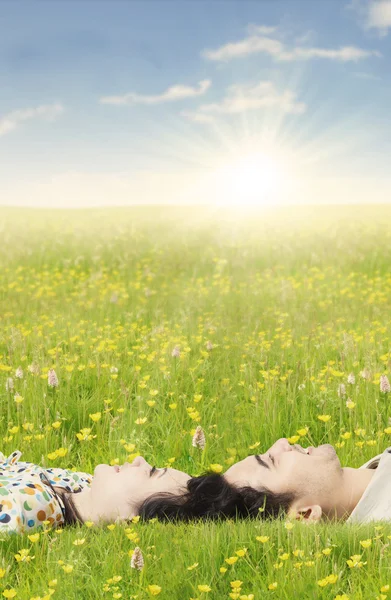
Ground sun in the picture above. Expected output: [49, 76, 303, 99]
[212, 152, 283, 208]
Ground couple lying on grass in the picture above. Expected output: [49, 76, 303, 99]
[0, 438, 388, 534]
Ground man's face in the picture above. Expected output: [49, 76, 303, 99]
[224, 438, 344, 520]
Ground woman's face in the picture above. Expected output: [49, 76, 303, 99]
[91, 455, 191, 522]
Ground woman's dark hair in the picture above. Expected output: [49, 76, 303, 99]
[40, 472, 84, 527]
[137, 472, 297, 523]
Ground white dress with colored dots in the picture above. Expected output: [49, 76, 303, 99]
[0, 450, 93, 535]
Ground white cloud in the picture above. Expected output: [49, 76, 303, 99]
[202, 29, 381, 62]
[181, 81, 306, 123]
[368, 1, 391, 34]
[100, 79, 211, 105]
[0, 103, 64, 137]
[353, 70, 381, 80]
[246, 24, 278, 36]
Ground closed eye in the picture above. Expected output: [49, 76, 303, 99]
[268, 453, 275, 466]
[149, 466, 168, 478]
[255, 455, 271, 470]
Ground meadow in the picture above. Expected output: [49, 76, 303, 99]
[1, 204, 391, 600]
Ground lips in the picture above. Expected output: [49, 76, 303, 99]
[113, 465, 120, 473]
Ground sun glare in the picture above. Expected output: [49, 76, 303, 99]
[210, 152, 285, 208]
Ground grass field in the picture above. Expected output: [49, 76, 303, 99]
[1, 204, 391, 600]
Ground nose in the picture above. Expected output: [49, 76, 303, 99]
[265, 438, 293, 459]
[275, 438, 293, 451]
[127, 456, 149, 467]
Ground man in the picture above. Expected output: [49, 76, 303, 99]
[224, 437, 391, 524]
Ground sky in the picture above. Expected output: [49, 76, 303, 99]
[1, 0, 391, 208]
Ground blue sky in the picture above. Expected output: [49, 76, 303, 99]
[1, 0, 390, 207]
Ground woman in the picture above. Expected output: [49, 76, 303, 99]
[0, 450, 190, 534]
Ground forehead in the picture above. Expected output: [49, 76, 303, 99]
[225, 455, 255, 478]
[165, 467, 190, 484]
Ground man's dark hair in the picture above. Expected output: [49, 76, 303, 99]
[137, 472, 297, 522]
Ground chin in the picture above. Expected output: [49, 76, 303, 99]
[94, 464, 109, 474]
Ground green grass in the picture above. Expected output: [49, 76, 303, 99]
[1, 204, 391, 600]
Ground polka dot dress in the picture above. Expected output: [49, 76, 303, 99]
[0, 449, 93, 535]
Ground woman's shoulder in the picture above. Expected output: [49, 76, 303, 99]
[0, 450, 93, 491]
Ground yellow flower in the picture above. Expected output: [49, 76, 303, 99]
[359, 539, 372, 548]
[248, 442, 260, 449]
[381, 585, 390, 592]
[225, 557, 238, 565]
[14, 394, 23, 404]
[84, 521, 94, 527]
[107, 524, 116, 531]
[209, 463, 223, 473]
[235, 549, 247, 557]
[72, 538, 86, 546]
[124, 443, 136, 452]
[0, 569, 6, 578]
[135, 417, 147, 425]
[268, 582, 278, 590]
[27, 533, 40, 543]
[197, 585, 211, 593]
[230, 580, 243, 589]
[187, 563, 199, 570]
[89, 412, 102, 422]
[56, 447, 68, 457]
[256, 536, 269, 543]
[169, 403, 177, 410]
[318, 415, 331, 422]
[62, 565, 73, 573]
[297, 427, 309, 436]
[14, 549, 34, 562]
[51, 421, 61, 429]
[147, 585, 162, 596]
[287, 435, 300, 444]
[2, 590, 17, 599]
[219, 567, 227, 574]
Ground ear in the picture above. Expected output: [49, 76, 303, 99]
[287, 504, 322, 524]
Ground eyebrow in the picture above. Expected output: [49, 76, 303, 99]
[255, 455, 270, 470]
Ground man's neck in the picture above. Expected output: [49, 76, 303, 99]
[327, 467, 376, 520]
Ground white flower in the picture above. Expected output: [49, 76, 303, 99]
[380, 374, 391, 393]
[206, 341, 214, 351]
[171, 345, 180, 358]
[192, 425, 206, 450]
[5, 377, 14, 392]
[15, 366, 23, 379]
[48, 368, 59, 388]
[110, 366, 118, 374]
[338, 383, 346, 397]
[130, 546, 144, 570]
[347, 373, 355, 385]
[28, 363, 40, 375]
[360, 368, 371, 380]
[298, 383, 305, 391]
